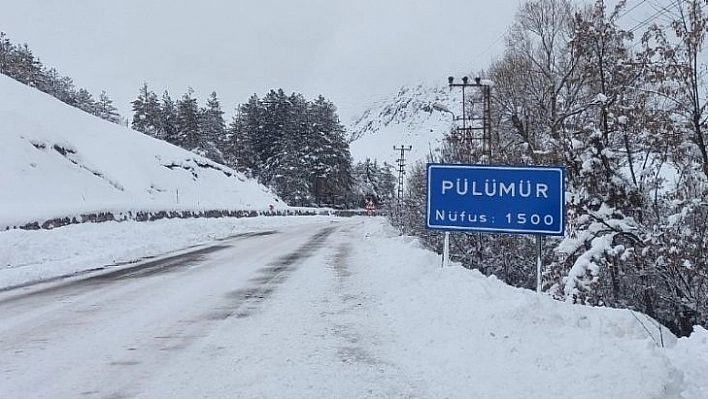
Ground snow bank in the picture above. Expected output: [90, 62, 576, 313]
[351, 219, 694, 398]
[666, 326, 708, 398]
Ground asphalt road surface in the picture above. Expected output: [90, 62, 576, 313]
[0, 219, 397, 398]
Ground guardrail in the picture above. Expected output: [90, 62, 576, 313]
[3, 208, 382, 231]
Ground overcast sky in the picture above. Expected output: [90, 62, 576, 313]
[1, 0, 655, 124]
[0, 0, 523, 123]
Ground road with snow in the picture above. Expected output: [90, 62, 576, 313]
[1, 220, 410, 397]
[1, 217, 704, 398]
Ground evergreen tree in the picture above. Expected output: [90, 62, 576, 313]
[259, 90, 303, 202]
[7, 44, 44, 88]
[96, 90, 121, 124]
[161, 90, 179, 145]
[224, 107, 250, 170]
[352, 159, 395, 207]
[308, 95, 353, 206]
[0, 32, 11, 75]
[131, 83, 162, 137]
[265, 131, 312, 205]
[258, 89, 291, 181]
[0, 32, 122, 124]
[176, 88, 200, 149]
[231, 89, 354, 207]
[40, 68, 78, 106]
[234, 94, 265, 172]
[74, 88, 97, 115]
[198, 91, 226, 163]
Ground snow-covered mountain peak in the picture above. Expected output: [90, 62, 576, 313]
[348, 84, 459, 167]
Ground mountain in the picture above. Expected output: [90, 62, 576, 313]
[0, 75, 282, 230]
[348, 84, 460, 167]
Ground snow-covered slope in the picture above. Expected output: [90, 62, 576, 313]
[348, 84, 458, 166]
[0, 75, 281, 229]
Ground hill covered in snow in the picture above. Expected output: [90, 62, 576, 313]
[348, 84, 459, 167]
[1, 75, 707, 399]
[0, 75, 282, 230]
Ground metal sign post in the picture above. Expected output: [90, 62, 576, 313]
[442, 231, 450, 268]
[536, 235, 542, 293]
[426, 163, 565, 287]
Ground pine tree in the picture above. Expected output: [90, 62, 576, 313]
[224, 107, 249, 170]
[227, 89, 355, 207]
[131, 83, 162, 137]
[95, 90, 121, 124]
[161, 90, 179, 145]
[198, 91, 226, 163]
[258, 89, 291, 180]
[40, 68, 78, 106]
[0, 33, 125, 125]
[176, 88, 200, 150]
[0, 32, 11, 75]
[234, 94, 265, 172]
[308, 95, 353, 206]
[259, 90, 304, 202]
[74, 88, 97, 115]
[352, 159, 395, 207]
[7, 44, 44, 88]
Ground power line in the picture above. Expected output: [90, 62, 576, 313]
[472, 34, 505, 64]
[627, 0, 681, 33]
[462, 30, 506, 74]
[468, 0, 652, 70]
[618, 0, 650, 19]
[647, 0, 678, 24]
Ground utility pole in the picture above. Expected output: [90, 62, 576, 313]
[446, 76, 493, 270]
[393, 145, 412, 200]
[447, 76, 492, 163]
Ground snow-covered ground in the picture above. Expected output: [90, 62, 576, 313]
[1, 216, 706, 398]
[1, 46, 706, 399]
[0, 74, 281, 230]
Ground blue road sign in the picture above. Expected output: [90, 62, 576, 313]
[426, 164, 565, 236]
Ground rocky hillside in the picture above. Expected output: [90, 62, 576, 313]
[348, 84, 460, 167]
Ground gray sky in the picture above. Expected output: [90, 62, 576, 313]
[0, 0, 657, 124]
[0, 0, 518, 123]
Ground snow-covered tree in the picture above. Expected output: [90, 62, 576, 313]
[161, 90, 179, 145]
[197, 91, 227, 163]
[74, 88, 97, 116]
[131, 83, 163, 137]
[176, 88, 201, 150]
[95, 90, 122, 124]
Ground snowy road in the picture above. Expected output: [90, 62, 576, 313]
[0, 219, 412, 397]
[1, 217, 704, 398]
